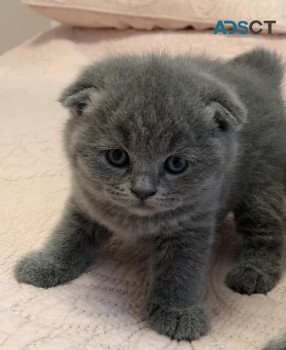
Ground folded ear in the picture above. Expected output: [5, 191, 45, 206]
[59, 83, 97, 117]
[205, 86, 247, 132]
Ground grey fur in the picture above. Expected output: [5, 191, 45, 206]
[15, 48, 286, 341]
[263, 332, 286, 350]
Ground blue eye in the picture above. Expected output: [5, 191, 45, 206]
[106, 149, 129, 167]
[165, 156, 188, 174]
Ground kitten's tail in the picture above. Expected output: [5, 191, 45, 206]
[231, 48, 284, 86]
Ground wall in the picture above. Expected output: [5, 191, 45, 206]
[0, 0, 51, 55]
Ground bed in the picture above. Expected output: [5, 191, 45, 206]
[1, 24, 286, 350]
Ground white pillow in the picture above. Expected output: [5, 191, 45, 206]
[23, 0, 286, 33]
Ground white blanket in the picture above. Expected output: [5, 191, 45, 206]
[1, 25, 286, 349]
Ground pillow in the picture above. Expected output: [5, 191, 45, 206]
[23, 0, 286, 33]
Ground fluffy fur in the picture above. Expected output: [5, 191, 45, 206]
[263, 332, 286, 350]
[15, 48, 286, 341]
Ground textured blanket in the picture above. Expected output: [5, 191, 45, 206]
[1, 25, 286, 350]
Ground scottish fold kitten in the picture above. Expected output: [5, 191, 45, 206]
[15, 48, 286, 341]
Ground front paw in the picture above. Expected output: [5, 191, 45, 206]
[225, 264, 279, 295]
[262, 335, 286, 350]
[15, 251, 68, 288]
[146, 301, 210, 341]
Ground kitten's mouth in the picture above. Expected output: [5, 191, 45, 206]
[128, 201, 159, 217]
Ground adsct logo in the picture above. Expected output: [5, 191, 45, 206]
[214, 20, 276, 35]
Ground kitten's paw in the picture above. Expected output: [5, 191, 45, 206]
[262, 335, 286, 350]
[15, 251, 70, 288]
[225, 264, 279, 295]
[146, 302, 210, 341]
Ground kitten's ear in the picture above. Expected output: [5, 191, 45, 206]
[205, 88, 247, 132]
[59, 84, 97, 117]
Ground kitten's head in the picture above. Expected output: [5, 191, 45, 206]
[60, 54, 246, 217]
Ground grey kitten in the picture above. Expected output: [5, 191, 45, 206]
[15, 48, 286, 341]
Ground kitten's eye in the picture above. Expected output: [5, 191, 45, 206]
[106, 149, 129, 167]
[165, 156, 188, 174]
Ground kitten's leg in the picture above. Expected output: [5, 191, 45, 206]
[225, 184, 283, 294]
[15, 200, 112, 288]
[146, 224, 214, 341]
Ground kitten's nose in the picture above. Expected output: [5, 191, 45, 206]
[131, 172, 157, 200]
[131, 188, 156, 200]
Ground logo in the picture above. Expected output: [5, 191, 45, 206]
[214, 20, 276, 35]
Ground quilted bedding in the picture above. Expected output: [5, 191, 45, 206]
[1, 25, 286, 350]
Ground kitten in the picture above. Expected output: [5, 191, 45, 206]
[15, 48, 286, 341]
